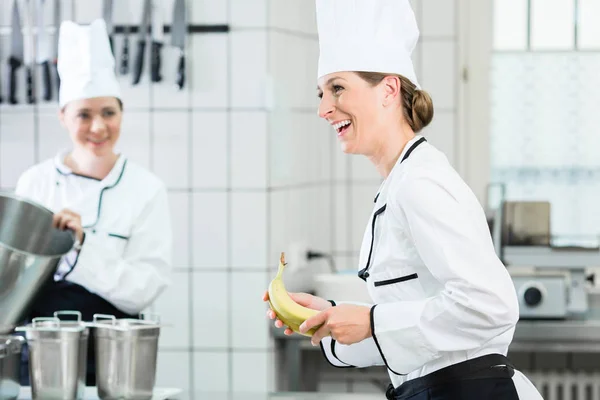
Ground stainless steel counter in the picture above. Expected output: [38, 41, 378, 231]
[17, 387, 383, 400]
[272, 319, 600, 391]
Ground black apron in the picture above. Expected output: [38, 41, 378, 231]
[385, 354, 519, 400]
[19, 279, 136, 386]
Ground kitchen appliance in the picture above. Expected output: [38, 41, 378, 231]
[16, 313, 89, 400]
[487, 196, 598, 320]
[92, 314, 161, 400]
[0, 193, 76, 334]
[0, 335, 25, 400]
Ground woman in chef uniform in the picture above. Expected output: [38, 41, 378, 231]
[15, 19, 172, 385]
[265, 1, 543, 399]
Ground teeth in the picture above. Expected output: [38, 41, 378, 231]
[332, 120, 351, 130]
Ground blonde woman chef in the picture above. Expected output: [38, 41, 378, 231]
[266, 0, 543, 399]
[15, 19, 172, 385]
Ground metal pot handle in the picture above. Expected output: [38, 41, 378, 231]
[139, 312, 161, 323]
[32, 317, 60, 328]
[54, 310, 82, 322]
[8, 336, 25, 354]
[93, 314, 116, 325]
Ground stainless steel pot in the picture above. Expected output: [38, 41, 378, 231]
[92, 314, 161, 400]
[0, 193, 76, 334]
[0, 335, 25, 400]
[16, 312, 89, 400]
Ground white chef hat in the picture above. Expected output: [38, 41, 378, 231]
[57, 19, 120, 108]
[316, 0, 421, 89]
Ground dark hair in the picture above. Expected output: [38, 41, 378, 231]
[355, 72, 434, 133]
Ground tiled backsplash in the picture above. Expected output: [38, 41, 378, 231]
[0, 0, 460, 394]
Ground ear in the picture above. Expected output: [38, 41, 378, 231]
[58, 108, 67, 128]
[381, 76, 401, 107]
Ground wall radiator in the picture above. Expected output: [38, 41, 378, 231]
[526, 371, 600, 400]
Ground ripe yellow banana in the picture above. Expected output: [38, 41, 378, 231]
[268, 252, 320, 337]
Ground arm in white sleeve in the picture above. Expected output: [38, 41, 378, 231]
[14, 167, 42, 203]
[319, 301, 385, 368]
[68, 185, 173, 315]
[370, 173, 519, 375]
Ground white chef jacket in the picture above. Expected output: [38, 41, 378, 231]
[14, 150, 172, 315]
[319, 136, 542, 398]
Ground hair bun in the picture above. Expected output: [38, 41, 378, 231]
[411, 89, 434, 132]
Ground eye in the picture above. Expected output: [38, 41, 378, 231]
[332, 85, 344, 94]
[103, 110, 116, 117]
[317, 91, 323, 99]
[77, 113, 90, 120]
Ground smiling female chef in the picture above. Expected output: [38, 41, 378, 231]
[265, 0, 543, 399]
[15, 19, 172, 385]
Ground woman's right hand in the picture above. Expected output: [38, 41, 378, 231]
[263, 290, 332, 336]
[53, 209, 84, 244]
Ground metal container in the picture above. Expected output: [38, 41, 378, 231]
[16, 312, 89, 400]
[0, 335, 25, 400]
[92, 314, 161, 400]
[0, 193, 76, 334]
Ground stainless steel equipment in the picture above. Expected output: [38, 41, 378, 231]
[16, 313, 89, 400]
[93, 314, 161, 400]
[0, 335, 25, 400]
[485, 192, 598, 320]
[0, 193, 76, 334]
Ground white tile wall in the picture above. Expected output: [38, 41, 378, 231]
[422, 0, 456, 37]
[152, 111, 190, 189]
[230, 0, 267, 28]
[230, 192, 267, 268]
[192, 192, 228, 268]
[154, 272, 190, 349]
[194, 352, 229, 392]
[190, 35, 229, 108]
[155, 352, 190, 392]
[231, 271, 270, 349]
[192, 272, 229, 348]
[0, 112, 35, 188]
[230, 112, 268, 188]
[167, 192, 190, 267]
[232, 351, 271, 392]
[230, 31, 268, 108]
[421, 41, 457, 110]
[116, 111, 151, 170]
[192, 111, 228, 189]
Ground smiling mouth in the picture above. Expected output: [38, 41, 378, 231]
[333, 120, 352, 136]
[88, 139, 108, 145]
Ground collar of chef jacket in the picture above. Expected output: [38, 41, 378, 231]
[374, 134, 426, 205]
[53, 149, 127, 188]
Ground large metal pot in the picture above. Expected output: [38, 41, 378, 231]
[92, 314, 161, 400]
[0, 335, 25, 400]
[16, 312, 89, 400]
[0, 193, 76, 334]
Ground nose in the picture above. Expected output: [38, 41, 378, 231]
[318, 95, 335, 119]
[90, 115, 106, 134]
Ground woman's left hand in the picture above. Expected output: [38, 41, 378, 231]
[299, 304, 372, 346]
[53, 209, 84, 244]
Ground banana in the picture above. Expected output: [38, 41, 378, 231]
[268, 252, 321, 337]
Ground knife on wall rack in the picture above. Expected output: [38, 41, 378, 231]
[8, 0, 24, 104]
[37, 0, 52, 101]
